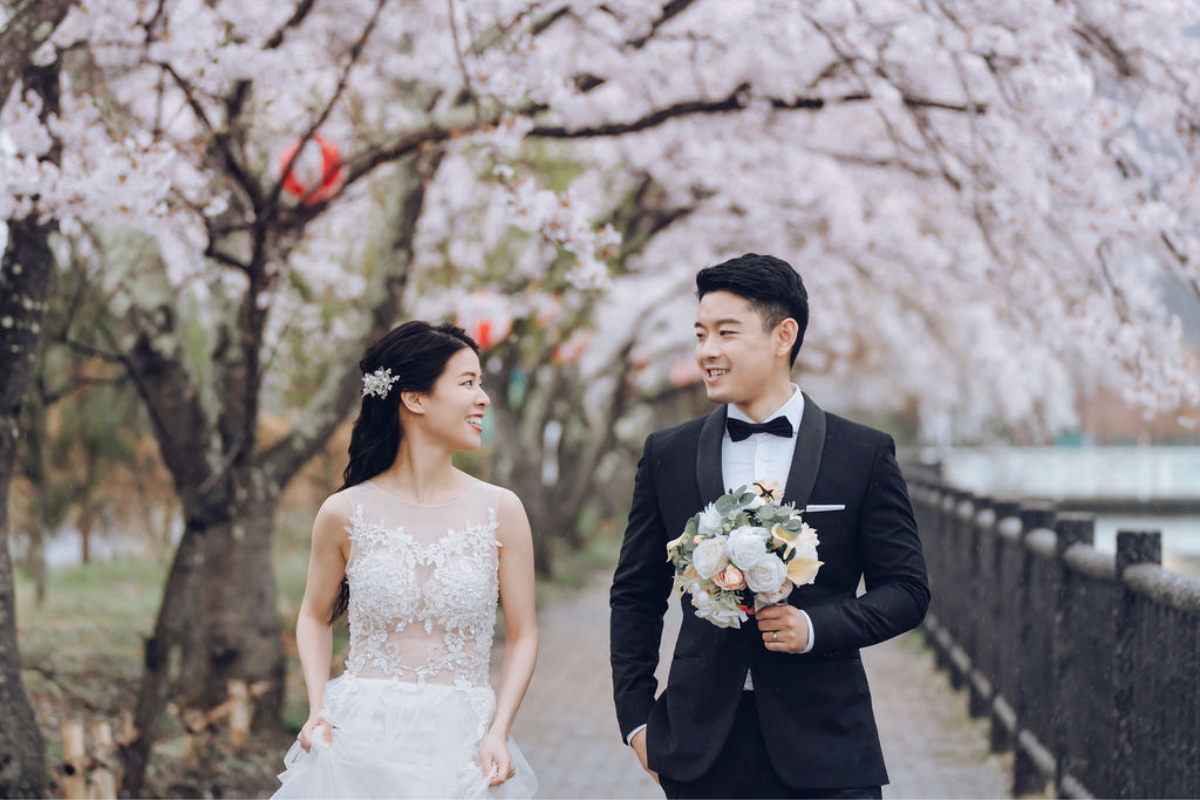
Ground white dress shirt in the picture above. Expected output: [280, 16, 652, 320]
[626, 385, 817, 743]
[724, 385, 815, 690]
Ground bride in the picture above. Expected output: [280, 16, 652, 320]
[272, 321, 538, 799]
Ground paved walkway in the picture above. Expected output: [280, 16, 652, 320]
[504, 575, 1012, 799]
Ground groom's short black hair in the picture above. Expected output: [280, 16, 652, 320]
[696, 253, 808, 365]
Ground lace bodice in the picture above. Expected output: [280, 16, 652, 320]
[337, 480, 504, 689]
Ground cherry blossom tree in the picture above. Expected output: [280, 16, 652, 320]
[4, 0, 1200, 791]
[0, 1, 80, 795]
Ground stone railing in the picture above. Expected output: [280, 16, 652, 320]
[907, 466, 1200, 799]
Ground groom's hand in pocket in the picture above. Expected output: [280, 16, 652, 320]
[757, 605, 810, 653]
[630, 728, 658, 783]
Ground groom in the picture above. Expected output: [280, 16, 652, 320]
[610, 254, 930, 799]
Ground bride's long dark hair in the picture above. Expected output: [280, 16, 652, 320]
[328, 320, 479, 622]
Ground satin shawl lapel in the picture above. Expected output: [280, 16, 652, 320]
[784, 393, 826, 509]
[695, 405, 728, 503]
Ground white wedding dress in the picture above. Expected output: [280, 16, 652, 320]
[272, 480, 538, 799]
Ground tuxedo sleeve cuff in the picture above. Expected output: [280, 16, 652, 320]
[800, 609, 815, 654]
[624, 723, 648, 746]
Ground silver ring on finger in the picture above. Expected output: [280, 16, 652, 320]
[772, 631, 778, 642]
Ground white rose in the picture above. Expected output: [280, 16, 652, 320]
[725, 526, 770, 571]
[744, 553, 789, 593]
[691, 536, 729, 579]
[691, 589, 746, 629]
[697, 504, 724, 536]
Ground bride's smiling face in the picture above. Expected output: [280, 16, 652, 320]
[407, 347, 490, 451]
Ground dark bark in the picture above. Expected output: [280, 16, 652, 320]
[118, 515, 205, 794]
[18, 388, 49, 603]
[0, 26, 74, 791]
[180, 494, 285, 723]
[0, 0, 78, 100]
[0, 207, 57, 800]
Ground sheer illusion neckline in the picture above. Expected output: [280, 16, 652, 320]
[363, 479, 483, 508]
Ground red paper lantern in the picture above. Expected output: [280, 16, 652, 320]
[456, 291, 513, 351]
[279, 134, 342, 205]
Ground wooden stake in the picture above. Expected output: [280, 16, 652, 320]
[61, 719, 87, 800]
[89, 720, 116, 800]
[228, 679, 250, 749]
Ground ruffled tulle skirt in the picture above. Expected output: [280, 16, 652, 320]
[271, 675, 537, 799]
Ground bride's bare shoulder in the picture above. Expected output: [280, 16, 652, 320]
[311, 488, 357, 543]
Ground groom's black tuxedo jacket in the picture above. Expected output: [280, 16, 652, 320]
[610, 395, 929, 789]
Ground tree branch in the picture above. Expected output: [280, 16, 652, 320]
[89, 228, 219, 510]
[626, 0, 697, 49]
[0, 0, 79, 102]
[528, 83, 984, 139]
[266, 0, 320, 49]
[528, 82, 752, 138]
[41, 373, 130, 405]
[155, 61, 264, 210]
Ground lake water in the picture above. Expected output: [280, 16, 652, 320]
[934, 446, 1200, 575]
[936, 446, 1200, 502]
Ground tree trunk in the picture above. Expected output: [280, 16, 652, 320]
[0, 218, 56, 798]
[0, 18, 74, 784]
[179, 489, 285, 727]
[79, 511, 91, 565]
[18, 390, 50, 603]
[119, 515, 204, 795]
[119, 472, 286, 796]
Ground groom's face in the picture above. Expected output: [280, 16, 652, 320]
[694, 290, 780, 406]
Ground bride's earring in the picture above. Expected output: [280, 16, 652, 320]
[400, 391, 426, 415]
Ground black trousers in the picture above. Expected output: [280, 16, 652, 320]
[658, 692, 883, 800]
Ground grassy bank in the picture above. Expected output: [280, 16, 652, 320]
[13, 522, 626, 797]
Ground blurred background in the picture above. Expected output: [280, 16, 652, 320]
[2, 1, 1199, 797]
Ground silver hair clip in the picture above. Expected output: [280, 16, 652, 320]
[361, 367, 400, 399]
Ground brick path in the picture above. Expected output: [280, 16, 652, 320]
[504, 575, 1012, 799]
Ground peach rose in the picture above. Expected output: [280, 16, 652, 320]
[713, 565, 747, 591]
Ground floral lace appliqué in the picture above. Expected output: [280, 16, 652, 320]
[343, 505, 500, 690]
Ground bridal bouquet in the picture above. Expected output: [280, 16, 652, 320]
[667, 481, 822, 629]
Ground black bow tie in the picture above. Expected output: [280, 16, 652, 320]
[726, 416, 794, 442]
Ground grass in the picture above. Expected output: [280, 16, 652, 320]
[16, 558, 167, 722]
[14, 540, 318, 797]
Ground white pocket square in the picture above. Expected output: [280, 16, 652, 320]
[804, 504, 845, 512]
